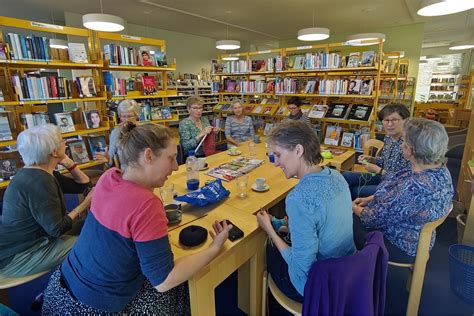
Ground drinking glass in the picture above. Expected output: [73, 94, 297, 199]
[236, 175, 248, 198]
[160, 183, 175, 206]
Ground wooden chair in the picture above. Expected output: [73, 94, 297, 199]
[262, 270, 302, 316]
[352, 139, 385, 172]
[0, 270, 50, 304]
[388, 209, 451, 316]
[452, 109, 471, 129]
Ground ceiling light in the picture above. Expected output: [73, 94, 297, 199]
[425, 55, 442, 60]
[222, 56, 239, 61]
[346, 33, 386, 46]
[216, 40, 240, 50]
[387, 51, 405, 59]
[419, 60, 429, 64]
[297, 27, 330, 41]
[417, 0, 474, 16]
[49, 39, 68, 49]
[449, 41, 474, 50]
[82, 13, 125, 32]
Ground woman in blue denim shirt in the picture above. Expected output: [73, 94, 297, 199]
[343, 103, 411, 199]
[257, 121, 355, 302]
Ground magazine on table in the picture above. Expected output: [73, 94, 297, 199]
[206, 157, 264, 181]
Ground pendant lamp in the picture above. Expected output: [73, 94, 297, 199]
[417, 0, 474, 16]
[346, 33, 386, 46]
[82, 0, 124, 32]
[297, 10, 330, 41]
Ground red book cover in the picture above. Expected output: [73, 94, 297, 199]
[49, 76, 58, 98]
[142, 76, 157, 95]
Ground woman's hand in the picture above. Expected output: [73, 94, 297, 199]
[363, 162, 382, 174]
[212, 127, 221, 134]
[358, 155, 375, 164]
[256, 209, 274, 235]
[59, 156, 75, 169]
[352, 202, 365, 217]
[209, 220, 231, 250]
[353, 196, 372, 207]
[204, 126, 213, 134]
[94, 147, 110, 163]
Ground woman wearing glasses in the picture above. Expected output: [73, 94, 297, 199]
[343, 103, 411, 199]
[283, 96, 311, 125]
[179, 96, 218, 157]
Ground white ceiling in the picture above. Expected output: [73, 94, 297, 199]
[0, 0, 473, 51]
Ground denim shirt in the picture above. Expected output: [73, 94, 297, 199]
[281, 168, 355, 295]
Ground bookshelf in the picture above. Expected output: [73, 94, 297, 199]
[0, 16, 112, 187]
[458, 71, 473, 109]
[211, 40, 384, 151]
[428, 73, 460, 103]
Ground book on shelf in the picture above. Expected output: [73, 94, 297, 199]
[354, 130, 371, 151]
[83, 109, 101, 129]
[252, 105, 263, 114]
[275, 106, 287, 116]
[243, 104, 254, 113]
[0, 158, 18, 180]
[347, 104, 373, 121]
[347, 79, 362, 94]
[0, 42, 6, 60]
[341, 132, 354, 147]
[6, 33, 51, 61]
[142, 75, 157, 95]
[86, 135, 107, 158]
[361, 51, 375, 66]
[263, 106, 273, 115]
[324, 125, 342, 146]
[346, 53, 360, 68]
[206, 157, 264, 181]
[68, 43, 88, 63]
[308, 104, 327, 119]
[0, 113, 13, 141]
[68, 140, 90, 164]
[304, 80, 318, 94]
[325, 103, 350, 119]
[154, 51, 167, 67]
[161, 106, 172, 119]
[139, 49, 156, 67]
[0, 90, 3, 102]
[55, 112, 75, 133]
[140, 102, 152, 121]
[22, 112, 50, 128]
[360, 79, 374, 95]
[76, 77, 97, 98]
[103, 44, 139, 66]
[251, 60, 267, 72]
[221, 103, 232, 111]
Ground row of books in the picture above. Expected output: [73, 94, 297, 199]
[323, 125, 371, 150]
[138, 103, 173, 121]
[103, 44, 167, 67]
[11, 74, 97, 101]
[273, 78, 374, 96]
[4, 33, 52, 61]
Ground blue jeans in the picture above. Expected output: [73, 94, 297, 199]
[266, 242, 304, 303]
[353, 215, 415, 264]
[343, 171, 381, 200]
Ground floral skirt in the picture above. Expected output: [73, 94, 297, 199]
[42, 268, 190, 315]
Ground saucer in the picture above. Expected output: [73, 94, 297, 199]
[227, 150, 242, 156]
[199, 166, 209, 171]
[251, 183, 270, 192]
[167, 210, 183, 225]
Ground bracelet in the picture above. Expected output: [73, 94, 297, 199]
[67, 164, 77, 172]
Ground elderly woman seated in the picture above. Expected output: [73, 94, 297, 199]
[352, 118, 453, 263]
[0, 124, 93, 277]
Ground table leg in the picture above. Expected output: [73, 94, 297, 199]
[188, 274, 216, 316]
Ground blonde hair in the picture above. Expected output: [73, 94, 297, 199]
[186, 96, 204, 109]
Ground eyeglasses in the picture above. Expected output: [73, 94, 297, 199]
[288, 106, 298, 111]
[382, 118, 402, 124]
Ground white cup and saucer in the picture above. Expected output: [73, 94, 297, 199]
[251, 177, 269, 192]
[197, 158, 208, 171]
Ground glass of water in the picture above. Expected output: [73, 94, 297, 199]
[236, 175, 248, 198]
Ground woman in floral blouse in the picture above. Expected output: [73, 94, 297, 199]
[225, 99, 255, 148]
[343, 103, 411, 199]
[352, 118, 453, 263]
[178, 96, 219, 156]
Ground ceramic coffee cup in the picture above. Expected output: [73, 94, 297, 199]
[229, 146, 238, 154]
[197, 157, 206, 169]
[165, 204, 182, 223]
[255, 178, 266, 189]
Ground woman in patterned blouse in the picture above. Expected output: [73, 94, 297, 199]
[178, 96, 219, 156]
[225, 99, 255, 148]
[343, 103, 411, 199]
[352, 118, 453, 262]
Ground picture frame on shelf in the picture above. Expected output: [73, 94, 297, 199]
[0, 158, 18, 180]
[68, 140, 90, 164]
[83, 110, 101, 129]
[55, 112, 75, 133]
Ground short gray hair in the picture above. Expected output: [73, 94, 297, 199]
[118, 99, 139, 116]
[403, 118, 448, 165]
[17, 124, 62, 166]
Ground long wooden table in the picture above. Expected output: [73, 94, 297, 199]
[156, 140, 356, 315]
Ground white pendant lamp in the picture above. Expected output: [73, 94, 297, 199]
[417, 0, 474, 16]
[216, 40, 241, 50]
[82, 0, 124, 32]
[297, 28, 330, 41]
[49, 39, 68, 49]
[449, 41, 474, 50]
[387, 51, 405, 59]
[346, 33, 386, 46]
[222, 56, 239, 61]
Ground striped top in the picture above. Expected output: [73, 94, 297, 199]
[225, 115, 255, 144]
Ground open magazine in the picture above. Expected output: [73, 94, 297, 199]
[206, 157, 264, 181]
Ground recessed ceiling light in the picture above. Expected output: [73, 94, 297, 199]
[346, 33, 386, 46]
[417, 0, 474, 17]
[222, 56, 239, 61]
[297, 27, 330, 41]
[449, 41, 474, 50]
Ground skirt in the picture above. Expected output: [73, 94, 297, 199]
[42, 268, 191, 315]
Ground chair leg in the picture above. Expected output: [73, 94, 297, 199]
[0, 289, 8, 305]
[406, 259, 429, 316]
[262, 271, 268, 316]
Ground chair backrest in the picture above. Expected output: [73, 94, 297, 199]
[363, 139, 384, 157]
[452, 109, 471, 129]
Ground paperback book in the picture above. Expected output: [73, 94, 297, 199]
[87, 135, 107, 158]
[55, 112, 75, 133]
[346, 53, 360, 68]
[324, 103, 350, 119]
[324, 125, 342, 146]
[206, 157, 264, 181]
[142, 76, 157, 95]
[0, 113, 13, 141]
[0, 158, 17, 180]
[68, 43, 88, 63]
[68, 140, 90, 164]
[347, 79, 362, 94]
[83, 110, 101, 129]
[361, 51, 375, 67]
[347, 104, 373, 121]
[308, 104, 327, 119]
[341, 132, 354, 147]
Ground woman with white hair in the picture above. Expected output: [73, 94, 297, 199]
[95, 99, 140, 167]
[0, 124, 93, 277]
[353, 118, 454, 263]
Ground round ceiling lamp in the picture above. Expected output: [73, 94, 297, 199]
[222, 56, 239, 61]
[346, 33, 386, 46]
[297, 27, 330, 41]
[417, 0, 474, 16]
[49, 39, 68, 49]
[425, 55, 442, 60]
[387, 51, 405, 58]
[449, 41, 474, 50]
[216, 40, 240, 50]
[82, 13, 125, 32]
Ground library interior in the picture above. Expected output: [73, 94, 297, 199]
[0, 0, 474, 315]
